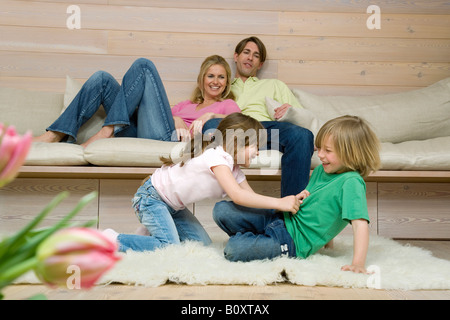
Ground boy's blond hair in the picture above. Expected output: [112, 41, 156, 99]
[315, 115, 381, 178]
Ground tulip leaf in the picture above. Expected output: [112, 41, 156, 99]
[0, 257, 38, 289]
[0, 191, 98, 291]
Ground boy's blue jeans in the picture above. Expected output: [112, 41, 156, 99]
[213, 201, 296, 262]
[48, 58, 177, 143]
[117, 179, 212, 252]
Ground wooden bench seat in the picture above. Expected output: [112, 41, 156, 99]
[17, 165, 450, 182]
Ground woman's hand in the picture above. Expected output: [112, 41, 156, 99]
[173, 116, 191, 141]
[188, 112, 216, 136]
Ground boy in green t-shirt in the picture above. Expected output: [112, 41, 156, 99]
[213, 115, 381, 273]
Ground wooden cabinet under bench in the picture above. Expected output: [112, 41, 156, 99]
[0, 167, 449, 240]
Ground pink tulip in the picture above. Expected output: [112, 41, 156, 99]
[0, 124, 32, 188]
[35, 228, 121, 289]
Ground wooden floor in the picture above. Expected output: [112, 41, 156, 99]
[3, 240, 450, 301]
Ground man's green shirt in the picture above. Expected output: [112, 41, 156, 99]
[231, 77, 302, 121]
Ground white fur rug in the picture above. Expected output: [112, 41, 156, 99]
[18, 236, 450, 290]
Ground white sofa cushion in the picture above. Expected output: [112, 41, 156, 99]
[25, 142, 88, 166]
[84, 138, 180, 167]
[25, 135, 450, 170]
[380, 136, 450, 170]
[84, 137, 286, 169]
[288, 77, 450, 143]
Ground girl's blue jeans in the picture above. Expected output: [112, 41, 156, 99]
[213, 200, 296, 262]
[117, 179, 212, 252]
[48, 58, 177, 143]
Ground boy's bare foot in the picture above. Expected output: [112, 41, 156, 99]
[33, 131, 66, 143]
[81, 125, 114, 148]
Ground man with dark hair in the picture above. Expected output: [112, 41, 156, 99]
[204, 36, 314, 196]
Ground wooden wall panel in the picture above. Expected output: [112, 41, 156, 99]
[279, 61, 449, 87]
[1, 0, 449, 99]
[279, 12, 450, 39]
[0, 26, 108, 54]
[108, 0, 450, 14]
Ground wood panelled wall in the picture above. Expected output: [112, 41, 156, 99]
[1, 0, 449, 105]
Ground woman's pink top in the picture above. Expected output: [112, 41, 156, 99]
[171, 99, 241, 127]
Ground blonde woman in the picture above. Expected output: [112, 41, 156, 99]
[214, 115, 381, 274]
[35, 56, 240, 146]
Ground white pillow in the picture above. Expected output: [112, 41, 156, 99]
[291, 77, 450, 143]
[0, 87, 63, 137]
[63, 75, 83, 113]
[63, 75, 106, 144]
[265, 96, 323, 136]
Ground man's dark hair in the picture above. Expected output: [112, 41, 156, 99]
[234, 36, 267, 63]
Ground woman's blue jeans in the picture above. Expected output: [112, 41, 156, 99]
[213, 201, 296, 262]
[117, 179, 212, 252]
[48, 58, 177, 143]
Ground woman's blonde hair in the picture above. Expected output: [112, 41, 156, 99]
[190, 55, 235, 103]
[160, 113, 265, 167]
[315, 115, 381, 178]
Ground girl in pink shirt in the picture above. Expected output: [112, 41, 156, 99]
[104, 113, 301, 252]
[35, 55, 240, 146]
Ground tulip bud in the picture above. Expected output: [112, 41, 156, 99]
[0, 124, 32, 188]
[35, 228, 121, 289]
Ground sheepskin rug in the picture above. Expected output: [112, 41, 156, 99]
[18, 235, 450, 290]
[99, 235, 450, 290]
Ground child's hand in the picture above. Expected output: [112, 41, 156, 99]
[341, 264, 371, 274]
[278, 195, 300, 214]
[297, 190, 310, 202]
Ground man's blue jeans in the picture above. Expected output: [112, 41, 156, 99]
[203, 118, 314, 196]
[48, 58, 177, 143]
[213, 201, 296, 262]
[117, 179, 212, 252]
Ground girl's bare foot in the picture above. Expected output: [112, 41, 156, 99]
[81, 125, 114, 148]
[33, 131, 66, 143]
[134, 225, 150, 236]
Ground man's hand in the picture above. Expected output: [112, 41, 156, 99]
[274, 103, 292, 120]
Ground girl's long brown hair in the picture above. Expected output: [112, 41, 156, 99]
[160, 113, 265, 167]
